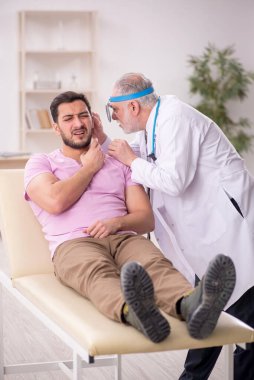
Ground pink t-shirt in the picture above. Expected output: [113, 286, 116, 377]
[24, 149, 138, 257]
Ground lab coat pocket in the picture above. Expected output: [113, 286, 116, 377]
[216, 186, 245, 226]
[223, 189, 244, 218]
[219, 165, 249, 220]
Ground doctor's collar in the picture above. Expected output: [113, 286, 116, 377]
[106, 87, 154, 122]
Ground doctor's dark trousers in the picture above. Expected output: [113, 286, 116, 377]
[179, 284, 254, 380]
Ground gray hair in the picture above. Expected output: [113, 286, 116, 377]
[113, 72, 158, 107]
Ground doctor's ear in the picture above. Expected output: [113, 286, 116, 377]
[129, 100, 140, 115]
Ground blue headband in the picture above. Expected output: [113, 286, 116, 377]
[109, 87, 154, 102]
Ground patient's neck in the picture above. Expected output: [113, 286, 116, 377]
[61, 145, 88, 163]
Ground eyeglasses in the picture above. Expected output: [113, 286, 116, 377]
[105, 102, 113, 122]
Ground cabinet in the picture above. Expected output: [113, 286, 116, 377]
[19, 10, 98, 153]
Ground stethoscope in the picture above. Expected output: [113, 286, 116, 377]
[147, 97, 160, 162]
[146, 97, 160, 240]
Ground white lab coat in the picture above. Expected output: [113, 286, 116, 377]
[130, 95, 254, 308]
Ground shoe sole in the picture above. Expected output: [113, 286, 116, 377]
[121, 261, 170, 343]
[188, 254, 236, 339]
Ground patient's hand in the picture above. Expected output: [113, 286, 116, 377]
[80, 138, 105, 173]
[84, 218, 120, 239]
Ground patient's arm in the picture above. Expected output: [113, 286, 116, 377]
[26, 139, 104, 215]
[84, 184, 155, 238]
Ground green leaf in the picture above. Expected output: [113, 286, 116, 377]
[188, 44, 254, 153]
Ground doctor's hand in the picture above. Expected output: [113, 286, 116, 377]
[92, 112, 107, 145]
[108, 139, 137, 166]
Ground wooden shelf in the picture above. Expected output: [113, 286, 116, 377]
[25, 129, 53, 134]
[24, 50, 94, 55]
[24, 89, 95, 94]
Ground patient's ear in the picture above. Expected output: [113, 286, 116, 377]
[52, 123, 60, 135]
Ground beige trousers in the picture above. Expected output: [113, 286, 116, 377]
[53, 234, 192, 322]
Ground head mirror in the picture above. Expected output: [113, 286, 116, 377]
[105, 102, 112, 122]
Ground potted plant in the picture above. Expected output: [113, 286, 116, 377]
[188, 44, 254, 153]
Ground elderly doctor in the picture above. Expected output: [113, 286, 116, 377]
[94, 72, 254, 380]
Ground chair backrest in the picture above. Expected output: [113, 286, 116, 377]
[0, 169, 53, 279]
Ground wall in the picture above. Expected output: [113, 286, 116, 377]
[0, 0, 254, 172]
